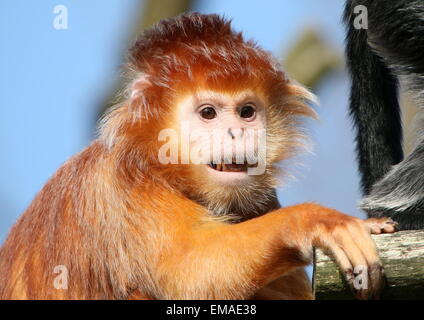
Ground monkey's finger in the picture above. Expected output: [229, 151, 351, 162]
[364, 217, 397, 234]
[354, 222, 385, 299]
[337, 231, 369, 270]
[379, 217, 397, 233]
[367, 222, 383, 235]
[350, 222, 380, 265]
[336, 232, 375, 299]
[321, 239, 355, 288]
[368, 263, 385, 300]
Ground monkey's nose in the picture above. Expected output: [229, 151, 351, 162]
[227, 128, 244, 140]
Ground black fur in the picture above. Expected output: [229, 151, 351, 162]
[344, 0, 424, 230]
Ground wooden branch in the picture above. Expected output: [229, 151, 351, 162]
[313, 230, 424, 300]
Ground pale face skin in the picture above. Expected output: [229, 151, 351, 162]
[176, 90, 267, 185]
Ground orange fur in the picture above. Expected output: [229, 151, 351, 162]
[0, 13, 390, 300]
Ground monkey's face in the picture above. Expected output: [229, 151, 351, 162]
[171, 89, 268, 187]
[155, 85, 312, 216]
[144, 81, 314, 216]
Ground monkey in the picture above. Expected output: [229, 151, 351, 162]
[344, 1, 424, 230]
[0, 13, 395, 300]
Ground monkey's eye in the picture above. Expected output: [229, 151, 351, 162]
[239, 105, 256, 119]
[199, 106, 217, 120]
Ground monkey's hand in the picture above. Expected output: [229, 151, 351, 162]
[307, 209, 395, 300]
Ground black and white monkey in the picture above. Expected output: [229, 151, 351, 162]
[344, 0, 424, 230]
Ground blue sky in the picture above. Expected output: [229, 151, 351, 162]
[0, 0, 362, 243]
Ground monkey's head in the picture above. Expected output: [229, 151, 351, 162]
[100, 13, 316, 217]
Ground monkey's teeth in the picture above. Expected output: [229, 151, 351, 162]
[208, 162, 248, 172]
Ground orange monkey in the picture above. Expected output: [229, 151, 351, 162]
[0, 13, 395, 300]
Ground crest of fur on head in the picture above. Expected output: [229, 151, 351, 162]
[98, 12, 317, 216]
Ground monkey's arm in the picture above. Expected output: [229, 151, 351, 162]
[149, 202, 386, 300]
[344, 0, 403, 195]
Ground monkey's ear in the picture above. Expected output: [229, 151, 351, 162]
[129, 75, 153, 119]
[286, 81, 318, 106]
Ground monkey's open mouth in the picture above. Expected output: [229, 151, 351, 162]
[207, 162, 249, 172]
